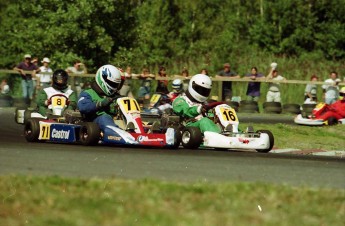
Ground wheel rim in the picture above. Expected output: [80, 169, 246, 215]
[182, 131, 191, 144]
[81, 128, 88, 140]
[24, 125, 32, 137]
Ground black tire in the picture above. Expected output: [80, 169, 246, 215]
[256, 130, 274, 153]
[24, 118, 41, 142]
[327, 117, 338, 126]
[79, 122, 101, 146]
[229, 101, 239, 112]
[12, 98, 29, 108]
[283, 104, 301, 114]
[240, 100, 259, 113]
[0, 95, 13, 107]
[263, 102, 282, 108]
[302, 103, 316, 112]
[264, 106, 282, 114]
[181, 127, 203, 149]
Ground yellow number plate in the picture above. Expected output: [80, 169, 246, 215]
[220, 107, 238, 122]
[39, 123, 51, 140]
[119, 98, 141, 113]
[150, 94, 161, 105]
[51, 96, 66, 107]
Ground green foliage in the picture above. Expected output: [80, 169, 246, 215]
[0, 0, 344, 99]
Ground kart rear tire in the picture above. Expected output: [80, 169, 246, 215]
[79, 122, 101, 146]
[327, 117, 338, 126]
[256, 130, 274, 153]
[181, 127, 202, 149]
[24, 118, 41, 142]
[24, 110, 33, 124]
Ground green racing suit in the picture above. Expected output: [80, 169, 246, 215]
[172, 94, 221, 133]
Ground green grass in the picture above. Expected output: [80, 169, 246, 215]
[239, 123, 345, 150]
[0, 176, 344, 226]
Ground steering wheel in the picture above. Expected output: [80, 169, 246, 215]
[201, 101, 224, 116]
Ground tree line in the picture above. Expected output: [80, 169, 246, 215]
[0, 0, 344, 75]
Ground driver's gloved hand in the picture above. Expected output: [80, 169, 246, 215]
[200, 105, 208, 116]
[96, 97, 113, 110]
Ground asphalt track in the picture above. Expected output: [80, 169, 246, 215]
[0, 108, 344, 189]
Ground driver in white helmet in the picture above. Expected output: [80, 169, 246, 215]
[78, 65, 124, 135]
[172, 74, 221, 133]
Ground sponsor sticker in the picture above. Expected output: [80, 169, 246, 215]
[137, 135, 164, 142]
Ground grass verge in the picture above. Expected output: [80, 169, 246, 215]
[0, 175, 344, 226]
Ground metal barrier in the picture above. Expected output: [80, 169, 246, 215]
[1, 69, 344, 101]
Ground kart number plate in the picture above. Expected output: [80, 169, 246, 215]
[119, 98, 141, 113]
[39, 123, 51, 140]
[150, 94, 161, 105]
[220, 107, 238, 122]
[51, 96, 66, 107]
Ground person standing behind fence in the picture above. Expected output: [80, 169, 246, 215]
[35, 57, 53, 90]
[156, 66, 169, 94]
[181, 67, 190, 91]
[216, 63, 240, 102]
[266, 62, 286, 102]
[66, 60, 87, 96]
[245, 67, 264, 102]
[322, 71, 340, 104]
[119, 66, 134, 97]
[138, 67, 155, 108]
[13, 54, 40, 103]
[304, 75, 319, 103]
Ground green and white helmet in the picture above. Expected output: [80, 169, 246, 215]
[95, 65, 124, 96]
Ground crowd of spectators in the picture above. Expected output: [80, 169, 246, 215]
[10, 54, 344, 106]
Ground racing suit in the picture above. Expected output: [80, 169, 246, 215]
[172, 94, 221, 133]
[36, 86, 77, 116]
[317, 99, 345, 120]
[77, 87, 120, 136]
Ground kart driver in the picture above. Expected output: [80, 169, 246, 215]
[37, 69, 77, 116]
[168, 78, 184, 101]
[77, 64, 124, 136]
[172, 74, 221, 133]
[316, 87, 345, 121]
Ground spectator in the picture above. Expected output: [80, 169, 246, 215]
[138, 67, 154, 107]
[156, 66, 169, 94]
[36, 57, 53, 89]
[181, 67, 189, 91]
[31, 57, 39, 89]
[322, 71, 340, 104]
[66, 60, 88, 96]
[119, 66, 134, 98]
[304, 74, 319, 103]
[200, 68, 209, 76]
[36, 69, 77, 116]
[0, 79, 10, 95]
[245, 67, 264, 101]
[13, 54, 40, 102]
[266, 63, 286, 102]
[216, 63, 240, 102]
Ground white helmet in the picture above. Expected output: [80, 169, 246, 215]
[340, 87, 345, 99]
[188, 74, 212, 102]
[172, 79, 183, 92]
[95, 65, 124, 96]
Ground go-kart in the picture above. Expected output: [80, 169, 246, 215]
[294, 102, 345, 126]
[141, 93, 173, 116]
[18, 95, 181, 148]
[177, 102, 274, 152]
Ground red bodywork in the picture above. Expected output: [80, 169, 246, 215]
[313, 100, 345, 120]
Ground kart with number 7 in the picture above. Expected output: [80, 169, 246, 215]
[21, 95, 181, 148]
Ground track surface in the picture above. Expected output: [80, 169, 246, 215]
[0, 108, 344, 189]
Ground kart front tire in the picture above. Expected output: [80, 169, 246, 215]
[24, 118, 41, 142]
[79, 122, 100, 146]
[181, 127, 202, 149]
[256, 130, 274, 153]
